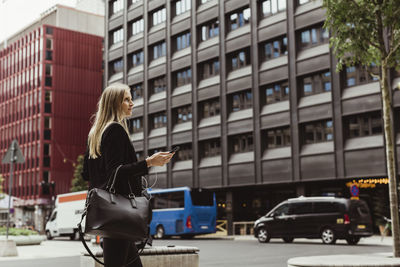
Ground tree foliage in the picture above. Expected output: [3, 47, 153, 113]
[0, 174, 4, 200]
[70, 154, 88, 192]
[323, 0, 400, 257]
[323, 0, 400, 71]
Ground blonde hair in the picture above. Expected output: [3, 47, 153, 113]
[88, 83, 130, 158]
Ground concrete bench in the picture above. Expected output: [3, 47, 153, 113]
[80, 245, 199, 267]
[287, 253, 400, 267]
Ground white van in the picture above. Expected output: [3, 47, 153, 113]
[45, 191, 87, 240]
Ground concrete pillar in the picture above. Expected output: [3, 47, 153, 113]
[226, 191, 233, 236]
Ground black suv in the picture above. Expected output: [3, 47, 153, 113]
[253, 196, 373, 245]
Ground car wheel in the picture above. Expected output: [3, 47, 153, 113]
[321, 228, 336, 244]
[155, 225, 165, 239]
[46, 231, 53, 240]
[283, 237, 294, 243]
[257, 227, 271, 243]
[70, 230, 80, 240]
[346, 236, 360, 245]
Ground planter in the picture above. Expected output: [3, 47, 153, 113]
[0, 235, 46, 246]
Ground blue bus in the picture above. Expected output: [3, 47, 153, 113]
[148, 187, 217, 238]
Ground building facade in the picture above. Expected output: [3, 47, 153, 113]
[0, 5, 103, 231]
[104, 0, 399, 233]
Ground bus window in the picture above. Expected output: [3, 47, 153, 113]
[152, 191, 184, 209]
[190, 190, 213, 206]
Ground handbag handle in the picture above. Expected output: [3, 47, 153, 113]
[105, 165, 123, 194]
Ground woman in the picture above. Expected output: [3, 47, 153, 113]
[82, 83, 173, 267]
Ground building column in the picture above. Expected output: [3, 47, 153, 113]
[226, 191, 234, 235]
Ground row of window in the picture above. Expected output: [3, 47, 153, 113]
[117, 62, 377, 106]
[110, 0, 311, 21]
[133, 113, 383, 161]
[128, 110, 383, 146]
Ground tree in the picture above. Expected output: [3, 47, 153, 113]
[70, 155, 88, 192]
[0, 174, 4, 200]
[322, 0, 400, 256]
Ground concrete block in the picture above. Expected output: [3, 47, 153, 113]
[80, 246, 199, 267]
[0, 240, 18, 257]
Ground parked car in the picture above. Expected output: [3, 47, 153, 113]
[253, 196, 373, 245]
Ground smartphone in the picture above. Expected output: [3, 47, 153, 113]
[169, 146, 180, 153]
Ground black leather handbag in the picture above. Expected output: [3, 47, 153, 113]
[78, 165, 152, 266]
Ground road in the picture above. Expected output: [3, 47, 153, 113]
[154, 237, 392, 267]
[0, 236, 392, 267]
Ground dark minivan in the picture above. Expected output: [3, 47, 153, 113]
[253, 196, 373, 245]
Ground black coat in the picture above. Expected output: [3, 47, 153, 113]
[82, 123, 148, 196]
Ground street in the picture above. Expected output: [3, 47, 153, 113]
[154, 237, 392, 267]
[0, 236, 392, 267]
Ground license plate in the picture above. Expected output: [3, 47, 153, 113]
[201, 226, 208, 229]
[357, 224, 366, 229]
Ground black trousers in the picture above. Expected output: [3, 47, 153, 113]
[103, 238, 143, 267]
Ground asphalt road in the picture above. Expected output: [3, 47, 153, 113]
[154, 237, 392, 267]
[0, 236, 393, 267]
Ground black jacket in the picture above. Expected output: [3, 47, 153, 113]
[82, 123, 148, 196]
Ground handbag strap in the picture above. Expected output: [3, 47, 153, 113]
[77, 211, 147, 267]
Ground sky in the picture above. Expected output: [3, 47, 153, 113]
[0, 0, 77, 44]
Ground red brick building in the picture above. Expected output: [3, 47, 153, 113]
[0, 9, 103, 230]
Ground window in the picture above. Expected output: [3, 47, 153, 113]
[151, 76, 167, 94]
[229, 49, 251, 71]
[174, 144, 192, 161]
[299, 0, 310, 4]
[346, 112, 382, 138]
[314, 202, 343, 213]
[151, 42, 166, 59]
[201, 98, 220, 118]
[151, 112, 167, 129]
[232, 133, 253, 153]
[262, 36, 287, 61]
[232, 90, 252, 112]
[200, 58, 220, 79]
[130, 83, 143, 100]
[267, 127, 290, 149]
[262, 0, 286, 17]
[45, 27, 53, 35]
[175, 0, 191, 16]
[202, 139, 221, 157]
[228, 7, 250, 32]
[176, 105, 192, 124]
[152, 191, 185, 209]
[298, 25, 329, 50]
[132, 18, 144, 36]
[272, 203, 289, 216]
[45, 51, 52, 61]
[200, 20, 219, 41]
[127, 117, 143, 133]
[45, 77, 52, 87]
[345, 65, 379, 87]
[289, 202, 313, 215]
[112, 28, 124, 45]
[130, 50, 144, 68]
[174, 68, 192, 87]
[111, 59, 123, 74]
[175, 32, 191, 51]
[301, 71, 331, 96]
[264, 81, 289, 104]
[304, 120, 333, 144]
[152, 7, 166, 26]
[111, 0, 123, 15]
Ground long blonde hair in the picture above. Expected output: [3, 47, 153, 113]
[88, 83, 130, 158]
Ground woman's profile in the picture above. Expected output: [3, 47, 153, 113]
[82, 83, 174, 267]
